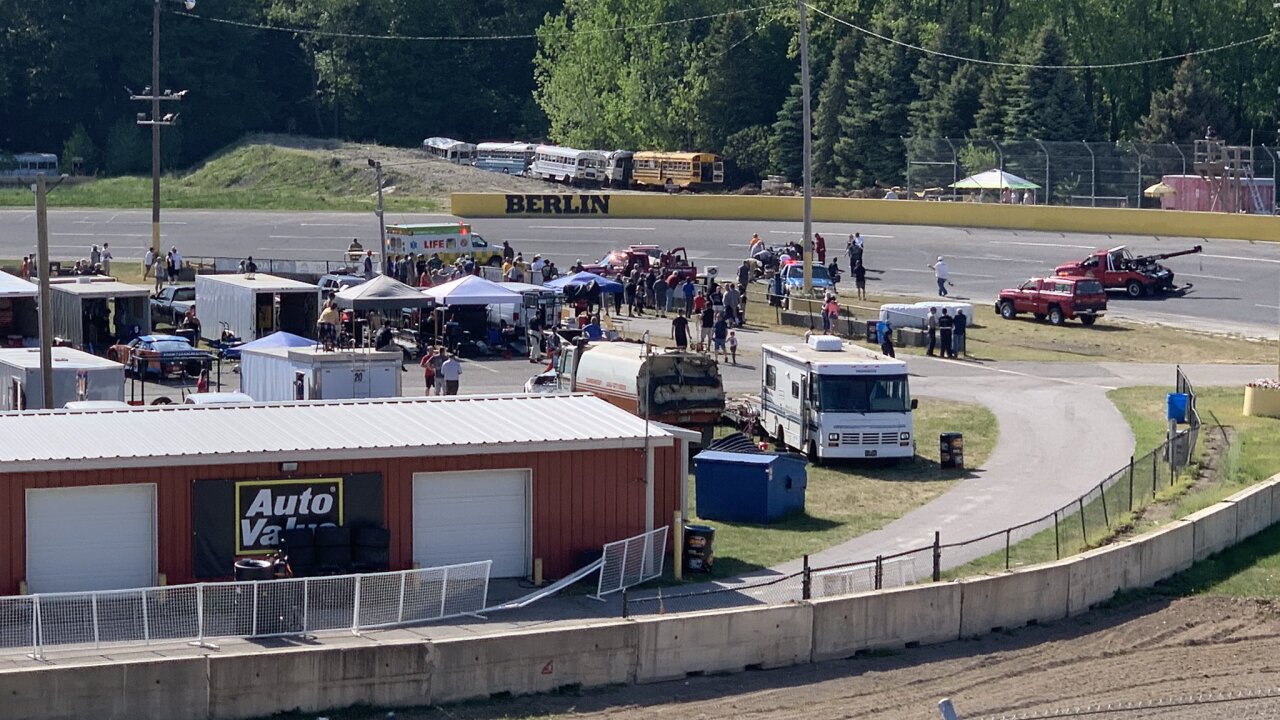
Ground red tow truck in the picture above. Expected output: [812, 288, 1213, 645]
[583, 245, 697, 280]
[1054, 245, 1203, 297]
[996, 276, 1108, 326]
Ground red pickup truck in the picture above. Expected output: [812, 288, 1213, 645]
[996, 277, 1107, 326]
[583, 245, 697, 280]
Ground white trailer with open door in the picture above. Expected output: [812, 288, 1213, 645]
[48, 278, 151, 354]
[0, 346, 126, 410]
[195, 273, 320, 342]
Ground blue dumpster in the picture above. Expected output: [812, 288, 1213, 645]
[694, 450, 807, 524]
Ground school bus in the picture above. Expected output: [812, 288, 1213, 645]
[384, 223, 503, 266]
[631, 151, 725, 190]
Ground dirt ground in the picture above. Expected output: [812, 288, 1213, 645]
[341, 596, 1280, 720]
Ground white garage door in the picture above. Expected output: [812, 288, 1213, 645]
[26, 484, 157, 593]
[413, 470, 530, 578]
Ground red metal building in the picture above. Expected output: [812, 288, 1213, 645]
[0, 394, 690, 595]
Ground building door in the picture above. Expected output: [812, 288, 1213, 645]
[412, 470, 530, 578]
[25, 484, 157, 593]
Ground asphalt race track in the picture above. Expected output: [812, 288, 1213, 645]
[0, 207, 1276, 336]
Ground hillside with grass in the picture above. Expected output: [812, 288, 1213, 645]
[0, 134, 548, 212]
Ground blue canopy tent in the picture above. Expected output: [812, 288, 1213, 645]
[544, 271, 623, 294]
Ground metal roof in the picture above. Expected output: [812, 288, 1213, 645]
[0, 346, 123, 370]
[0, 271, 36, 298]
[49, 279, 150, 298]
[0, 394, 673, 473]
[196, 273, 316, 291]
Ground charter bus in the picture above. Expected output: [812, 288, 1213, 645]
[473, 142, 537, 175]
[631, 151, 724, 190]
[529, 145, 606, 185]
[421, 137, 477, 164]
[760, 334, 915, 462]
[384, 223, 503, 266]
[0, 152, 59, 178]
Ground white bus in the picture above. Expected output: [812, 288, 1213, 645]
[0, 152, 59, 178]
[421, 137, 477, 164]
[474, 142, 537, 175]
[603, 150, 634, 187]
[760, 335, 915, 462]
[530, 145, 605, 185]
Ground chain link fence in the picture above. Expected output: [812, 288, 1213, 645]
[0, 561, 491, 659]
[906, 137, 1279, 211]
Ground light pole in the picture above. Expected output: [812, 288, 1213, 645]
[33, 174, 68, 410]
[368, 159, 387, 275]
[131, 0, 194, 258]
[797, 0, 814, 297]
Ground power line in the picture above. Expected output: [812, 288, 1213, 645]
[171, 4, 783, 43]
[804, 2, 1274, 71]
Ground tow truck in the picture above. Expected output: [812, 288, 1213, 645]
[583, 245, 697, 280]
[1054, 245, 1203, 298]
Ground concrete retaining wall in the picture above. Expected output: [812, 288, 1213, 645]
[1068, 539, 1142, 616]
[959, 559, 1073, 637]
[8, 474, 1280, 720]
[810, 583, 961, 662]
[635, 603, 813, 683]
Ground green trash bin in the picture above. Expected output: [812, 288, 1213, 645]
[940, 432, 964, 469]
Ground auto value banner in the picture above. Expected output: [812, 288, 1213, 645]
[193, 472, 383, 579]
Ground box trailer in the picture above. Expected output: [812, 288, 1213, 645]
[0, 271, 39, 347]
[239, 345, 402, 401]
[0, 346, 126, 410]
[195, 273, 320, 342]
[48, 278, 151, 354]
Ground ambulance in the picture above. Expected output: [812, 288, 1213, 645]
[384, 223, 503, 266]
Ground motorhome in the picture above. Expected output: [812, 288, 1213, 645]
[760, 334, 915, 461]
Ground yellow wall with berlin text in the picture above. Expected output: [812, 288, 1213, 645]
[450, 192, 1279, 242]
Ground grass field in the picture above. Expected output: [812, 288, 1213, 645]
[0, 144, 442, 213]
[755, 288, 1275, 365]
[686, 399, 997, 578]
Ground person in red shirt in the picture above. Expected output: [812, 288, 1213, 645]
[693, 291, 707, 314]
[814, 233, 827, 264]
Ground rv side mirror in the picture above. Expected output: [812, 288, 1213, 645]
[911, 399, 918, 410]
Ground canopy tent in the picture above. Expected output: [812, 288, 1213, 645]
[1144, 181, 1177, 197]
[951, 169, 1041, 191]
[544, 271, 624, 294]
[236, 331, 314, 352]
[334, 273, 434, 310]
[421, 274, 522, 306]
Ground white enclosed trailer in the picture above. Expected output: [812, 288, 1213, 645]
[48, 278, 151, 353]
[194, 273, 320, 342]
[0, 346, 126, 410]
[239, 345, 402, 402]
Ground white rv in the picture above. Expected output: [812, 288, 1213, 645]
[760, 335, 915, 461]
[530, 145, 606, 185]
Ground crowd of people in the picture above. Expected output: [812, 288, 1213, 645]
[142, 246, 185, 291]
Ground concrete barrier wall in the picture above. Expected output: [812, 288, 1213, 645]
[1135, 519, 1195, 586]
[0, 656, 209, 720]
[430, 621, 639, 703]
[1229, 480, 1276, 541]
[1186, 502, 1241, 562]
[635, 603, 813, 683]
[959, 559, 1073, 637]
[451, 192, 1280, 243]
[1068, 539, 1143, 616]
[810, 583, 961, 662]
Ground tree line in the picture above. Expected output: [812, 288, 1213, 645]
[2, 0, 1275, 188]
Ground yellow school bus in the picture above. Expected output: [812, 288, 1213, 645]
[384, 223, 503, 266]
[631, 151, 725, 190]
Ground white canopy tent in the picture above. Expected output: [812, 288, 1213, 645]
[951, 168, 1041, 190]
[334, 274, 434, 310]
[421, 275, 522, 306]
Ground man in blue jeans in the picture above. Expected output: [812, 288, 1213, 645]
[931, 256, 949, 296]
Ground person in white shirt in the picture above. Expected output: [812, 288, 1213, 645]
[101, 243, 113, 276]
[440, 354, 462, 395]
[930, 256, 950, 297]
[143, 248, 154, 280]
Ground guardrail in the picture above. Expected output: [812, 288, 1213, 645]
[0, 561, 491, 659]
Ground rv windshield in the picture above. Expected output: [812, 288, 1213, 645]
[814, 375, 911, 413]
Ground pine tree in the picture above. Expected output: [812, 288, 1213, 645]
[1004, 26, 1092, 141]
[813, 36, 857, 187]
[926, 64, 983, 139]
[908, 11, 969, 139]
[770, 78, 805, 183]
[1137, 57, 1236, 143]
[973, 69, 1011, 140]
[834, 5, 918, 188]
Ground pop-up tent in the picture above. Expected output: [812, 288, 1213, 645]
[951, 168, 1041, 190]
[334, 274, 434, 310]
[235, 331, 315, 353]
[544, 271, 623, 294]
[421, 275, 522, 306]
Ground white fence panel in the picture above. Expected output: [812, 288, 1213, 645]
[595, 526, 669, 598]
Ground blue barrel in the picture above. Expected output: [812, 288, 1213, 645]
[1167, 393, 1189, 424]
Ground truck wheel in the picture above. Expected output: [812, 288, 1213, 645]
[775, 426, 786, 452]
[1080, 315, 1097, 327]
[1047, 306, 1065, 326]
[488, 256, 502, 267]
[806, 441, 823, 466]
[151, 396, 173, 405]
[999, 301, 1016, 320]
[1125, 280, 1146, 298]
[1033, 312, 1047, 322]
